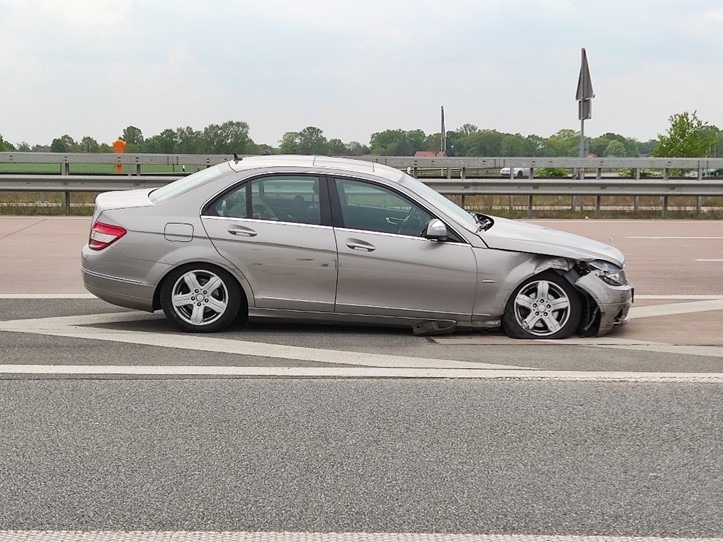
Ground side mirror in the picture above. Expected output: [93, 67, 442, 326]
[424, 219, 448, 241]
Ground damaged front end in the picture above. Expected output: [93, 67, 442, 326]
[567, 260, 634, 336]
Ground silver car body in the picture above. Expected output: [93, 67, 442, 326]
[82, 155, 632, 337]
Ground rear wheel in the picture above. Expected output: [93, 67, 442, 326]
[502, 272, 581, 339]
[160, 264, 243, 333]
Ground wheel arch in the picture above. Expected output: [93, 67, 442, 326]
[152, 259, 252, 314]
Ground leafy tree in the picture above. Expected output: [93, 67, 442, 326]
[175, 126, 203, 154]
[16, 141, 30, 152]
[604, 140, 627, 157]
[465, 129, 503, 156]
[638, 139, 657, 156]
[0, 134, 15, 151]
[326, 138, 349, 156]
[78, 136, 100, 153]
[653, 111, 717, 157]
[457, 124, 480, 137]
[203, 121, 253, 153]
[255, 143, 275, 155]
[524, 135, 547, 156]
[144, 129, 177, 154]
[50, 135, 77, 152]
[546, 129, 580, 156]
[500, 134, 528, 156]
[345, 141, 369, 156]
[279, 132, 300, 154]
[122, 126, 144, 149]
[369, 129, 410, 155]
[425, 133, 442, 153]
[297, 126, 328, 154]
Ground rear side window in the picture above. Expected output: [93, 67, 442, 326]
[206, 175, 323, 226]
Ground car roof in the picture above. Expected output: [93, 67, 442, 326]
[227, 155, 405, 183]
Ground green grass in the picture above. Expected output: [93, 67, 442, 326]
[0, 164, 185, 174]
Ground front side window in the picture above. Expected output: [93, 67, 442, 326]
[207, 176, 322, 226]
[335, 178, 433, 237]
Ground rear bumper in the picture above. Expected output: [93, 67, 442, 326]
[81, 266, 155, 312]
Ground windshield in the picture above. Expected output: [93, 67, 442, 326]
[149, 163, 229, 204]
[398, 173, 478, 231]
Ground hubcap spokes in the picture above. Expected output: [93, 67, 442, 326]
[514, 280, 571, 337]
[172, 270, 228, 326]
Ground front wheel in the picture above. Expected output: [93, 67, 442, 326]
[502, 272, 581, 339]
[160, 264, 243, 333]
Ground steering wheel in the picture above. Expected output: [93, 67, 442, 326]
[398, 207, 426, 236]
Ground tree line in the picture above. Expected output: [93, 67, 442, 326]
[1, 112, 721, 158]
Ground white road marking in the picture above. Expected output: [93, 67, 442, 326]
[1, 531, 722, 542]
[1, 364, 722, 382]
[3, 293, 723, 378]
[696, 259, 723, 262]
[4, 293, 97, 299]
[0, 313, 521, 371]
[629, 299, 723, 318]
[636, 295, 723, 300]
[625, 236, 723, 239]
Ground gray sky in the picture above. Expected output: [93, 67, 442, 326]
[1, 0, 722, 148]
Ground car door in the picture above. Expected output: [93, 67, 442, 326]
[201, 175, 338, 312]
[332, 177, 478, 322]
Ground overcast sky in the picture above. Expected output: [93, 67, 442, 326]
[1, 0, 722, 148]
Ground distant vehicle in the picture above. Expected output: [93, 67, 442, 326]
[685, 168, 722, 178]
[82, 155, 633, 339]
[500, 166, 530, 178]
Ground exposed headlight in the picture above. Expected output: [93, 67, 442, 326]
[589, 260, 627, 286]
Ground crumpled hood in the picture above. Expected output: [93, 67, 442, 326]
[479, 216, 625, 267]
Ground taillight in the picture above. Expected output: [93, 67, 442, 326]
[89, 221, 127, 251]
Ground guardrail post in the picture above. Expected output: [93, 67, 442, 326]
[460, 167, 466, 180]
[527, 196, 533, 218]
[63, 192, 70, 214]
[662, 196, 668, 217]
[595, 196, 601, 218]
[696, 197, 701, 214]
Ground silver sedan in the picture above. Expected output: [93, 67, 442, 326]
[81, 156, 633, 339]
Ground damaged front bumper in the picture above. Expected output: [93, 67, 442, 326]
[575, 272, 634, 336]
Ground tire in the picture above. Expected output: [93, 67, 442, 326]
[502, 271, 581, 339]
[160, 264, 243, 333]
[516, 170, 525, 178]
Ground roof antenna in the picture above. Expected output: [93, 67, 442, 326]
[233, 153, 242, 162]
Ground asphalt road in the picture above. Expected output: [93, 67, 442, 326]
[1, 218, 722, 540]
[2, 379, 722, 537]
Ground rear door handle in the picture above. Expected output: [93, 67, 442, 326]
[228, 225, 258, 237]
[345, 238, 376, 252]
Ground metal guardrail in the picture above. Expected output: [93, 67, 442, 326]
[2, 151, 723, 175]
[2, 153, 723, 216]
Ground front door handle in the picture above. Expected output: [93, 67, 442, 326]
[228, 225, 258, 237]
[345, 238, 376, 252]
